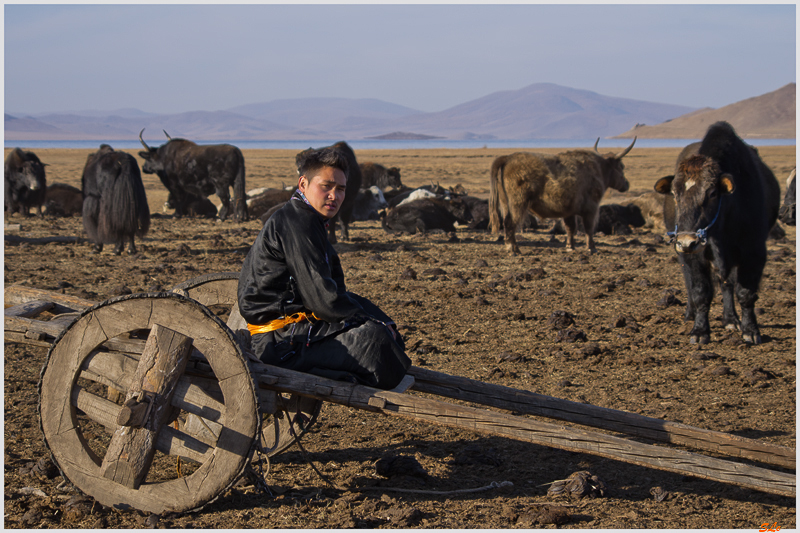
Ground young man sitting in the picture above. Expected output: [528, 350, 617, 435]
[238, 146, 410, 390]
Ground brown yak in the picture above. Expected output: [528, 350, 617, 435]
[489, 138, 636, 254]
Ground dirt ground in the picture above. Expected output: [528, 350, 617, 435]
[3, 145, 796, 529]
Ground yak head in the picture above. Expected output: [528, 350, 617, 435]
[654, 154, 735, 255]
[595, 137, 635, 193]
[137, 128, 178, 175]
[6, 148, 46, 191]
[385, 167, 403, 189]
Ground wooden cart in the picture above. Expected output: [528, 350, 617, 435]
[4, 273, 795, 514]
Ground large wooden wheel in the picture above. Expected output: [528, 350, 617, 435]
[39, 293, 260, 514]
[171, 272, 323, 457]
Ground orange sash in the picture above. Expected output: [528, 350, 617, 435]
[247, 312, 318, 335]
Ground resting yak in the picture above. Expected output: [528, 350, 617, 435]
[138, 129, 247, 222]
[82, 144, 150, 255]
[489, 138, 636, 254]
[5, 148, 47, 217]
[654, 122, 780, 345]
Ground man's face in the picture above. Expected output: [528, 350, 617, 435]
[298, 166, 347, 219]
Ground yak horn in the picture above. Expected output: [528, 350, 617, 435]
[593, 138, 600, 153]
[163, 130, 172, 140]
[615, 137, 637, 159]
[139, 128, 151, 151]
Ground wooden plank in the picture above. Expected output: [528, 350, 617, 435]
[4, 234, 87, 245]
[3, 330, 52, 348]
[4, 285, 96, 313]
[100, 324, 193, 489]
[4, 299, 54, 318]
[5, 315, 73, 338]
[406, 366, 795, 470]
[254, 363, 795, 498]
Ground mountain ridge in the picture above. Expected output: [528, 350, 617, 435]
[5, 82, 795, 141]
[614, 83, 796, 139]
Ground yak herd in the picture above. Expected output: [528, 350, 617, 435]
[4, 122, 796, 346]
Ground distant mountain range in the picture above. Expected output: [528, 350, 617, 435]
[5, 82, 795, 142]
[614, 83, 795, 139]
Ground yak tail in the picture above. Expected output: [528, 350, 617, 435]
[233, 149, 248, 222]
[488, 156, 508, 236]
[82, 194, 101, 242]
[98, 157, 150, 241]
[132, 163, 151, 237]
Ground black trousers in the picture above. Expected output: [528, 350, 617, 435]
[251, 294, 411, 390]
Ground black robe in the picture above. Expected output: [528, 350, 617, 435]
[238, 191, 410, 389]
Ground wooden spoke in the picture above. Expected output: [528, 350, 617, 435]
[39, 293, 260, 514]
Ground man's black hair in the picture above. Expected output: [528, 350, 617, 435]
[297, 146, 349, 179]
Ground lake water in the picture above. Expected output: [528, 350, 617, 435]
[5, 138, 795, 151]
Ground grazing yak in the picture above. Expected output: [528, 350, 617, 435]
[82, 144, 150, 255]
[295, 141, 362, 243]
[5, 148, 47, 217]
[359, 162, 403, 190]
[138, 129, 247, 222]
[654, 122, 780, 345]
[489, 138, 636, 254]
[778, 168, 796, 226]
[44, 183, 83, 217]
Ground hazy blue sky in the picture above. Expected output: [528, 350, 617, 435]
[4, 4, 796, 116]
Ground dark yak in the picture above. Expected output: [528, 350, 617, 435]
[489, 138, 636, 254]
[351, 186, 389, 222]
[595, 203, 646, 235]
[295, 141, 362, 243]
[654, 121, 780, 345]
[165, 192, 218, 219]
[457, 195, 490, 230]
[359, 162, 403, 190]
[5, 148, 47, 217]
[381, 197, 472, 235]
[138, 129, 247, 222]
[82, 144, 150, 255]
[44, 183, 83, 217]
